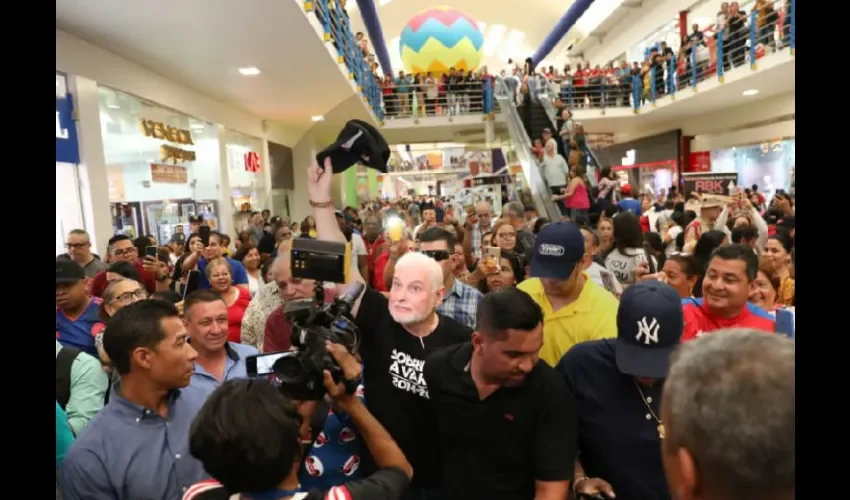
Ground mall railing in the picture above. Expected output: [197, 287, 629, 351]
[493, 77, 562, 221]
[542, 0, 794, 113]
[308, 0, 383, 119]
[378, 80, 496, 120]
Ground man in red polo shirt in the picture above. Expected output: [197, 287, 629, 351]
[682, 244, 775, 341]
[89, 234, 167, 297]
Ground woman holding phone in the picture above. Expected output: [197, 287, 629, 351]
[171, 233, 204, 295]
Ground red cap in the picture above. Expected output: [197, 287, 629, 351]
[620, 184, 633, 196]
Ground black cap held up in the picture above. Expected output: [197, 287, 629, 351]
[316, 119, 389, 174]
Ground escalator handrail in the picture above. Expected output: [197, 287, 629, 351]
[493, 77, 562, 222]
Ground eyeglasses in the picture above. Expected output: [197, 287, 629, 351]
[113, 289, 147, 304]
[112, 247, 138, 257]
[421, 250, 450, 262]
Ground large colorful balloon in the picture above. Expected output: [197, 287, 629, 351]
[399, 6, 484, 76]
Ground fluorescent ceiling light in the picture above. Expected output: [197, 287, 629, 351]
[108, 104, 120, 109]
[311, 115, 325, 122]
[238, 67, 261, 76]
[482, 25, 507, 57]
[191, 123, 205, 130]
[742, 89, 759, 96]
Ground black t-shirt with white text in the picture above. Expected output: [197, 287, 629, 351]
[355, 289, 472, 488]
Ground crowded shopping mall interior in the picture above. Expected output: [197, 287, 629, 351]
[56, 0, 795, 498]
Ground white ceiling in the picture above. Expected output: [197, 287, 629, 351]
[346, 0, 588, 75]
[56, 0, 364, 133]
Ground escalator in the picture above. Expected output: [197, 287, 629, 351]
[538, 91, 603, 188]
[493, 80, 562, 222]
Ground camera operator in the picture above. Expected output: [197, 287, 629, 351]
[182, 344, 413, 500]
[308, 159, 472, 499]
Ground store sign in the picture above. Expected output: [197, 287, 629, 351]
[141, 119, 196, 165]
[150, 163, 188, 184]
[140, 120, 194, 145]
[245, 152, 261, 173]
[688, 152, 712, 173]
[683, 173, 739, 196]
[56, 93, 80, 164]
[160, 145, 197, 163]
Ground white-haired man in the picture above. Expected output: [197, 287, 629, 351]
[308, 159, 471, 499]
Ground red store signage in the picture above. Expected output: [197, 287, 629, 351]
[687, 152, 711, 173]
[245, 152, 261, 173]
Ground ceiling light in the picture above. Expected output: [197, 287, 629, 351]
[742, 89, 759, 96]
[108, 104, 120, 109]
[191, 123, 205, 130]
[238, 67, 261, 76]
[311, 115, 325, 122]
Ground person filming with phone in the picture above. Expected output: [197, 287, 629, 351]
[309, 157, 471, 500]
[182, 344, 413, 500]
[181, 230, 250, 292]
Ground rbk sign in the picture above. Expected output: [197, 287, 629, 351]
[244, 152, 261, 173]
[682, 173, 739, 196]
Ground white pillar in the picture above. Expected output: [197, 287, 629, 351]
[260, 138, 273, 212]
[67, 74, 112, 257]
[290, 133, 317, 222]
[485, 118, 495, 144]
[216, 125, 235, 238]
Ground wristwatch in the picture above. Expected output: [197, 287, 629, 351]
[342, 373, 362, 395]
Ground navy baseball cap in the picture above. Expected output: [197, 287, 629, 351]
[615, 281, 684, 379]
[529, 221, 586, 281]
[56, 260, 86, 284]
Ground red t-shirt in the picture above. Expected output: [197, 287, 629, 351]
[363, 235, 386, 273]
[90, 261, 157, 298]
[372, 250, 391, 292]
[228, 287, 252, 343]
[681, 298, 775, 342]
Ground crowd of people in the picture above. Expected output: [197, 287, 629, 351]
[498, 0, 792, 111]
[56, 151, 795, 499]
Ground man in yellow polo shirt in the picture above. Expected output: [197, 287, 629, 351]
[518, 221, 619, 366]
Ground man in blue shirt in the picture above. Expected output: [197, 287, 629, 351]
[180, 231, 249, 291]
[618, 183, 642, 216]
[60, 300, 209, 500]
[556, 281, 683, 500]
[183, 289, 258, 396]
[56, 260, 105, 357]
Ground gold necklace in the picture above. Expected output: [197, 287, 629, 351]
[635, 379, 665, 439]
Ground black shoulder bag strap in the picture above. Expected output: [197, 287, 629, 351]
[56, 347, 82, 411]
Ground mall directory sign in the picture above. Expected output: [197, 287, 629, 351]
[56, 92, 80, 164]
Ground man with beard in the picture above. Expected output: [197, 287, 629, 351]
[424, 289, 576, 499]
[308, 158, 471, 499]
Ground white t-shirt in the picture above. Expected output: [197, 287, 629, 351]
[540, 154, 569, 187]
[665, 226, 684, 256]
[605, 247, 657, 285]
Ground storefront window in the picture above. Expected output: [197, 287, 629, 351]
[98, 87, 221, 243]
[710, 139, 795, 197]
[225, 130, 265, 232]
[56, 73, 86, 256]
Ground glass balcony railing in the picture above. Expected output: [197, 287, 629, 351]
[309, 0, 383, 119]
[377, 81, 497, 120]
[539, 0, 794, 113]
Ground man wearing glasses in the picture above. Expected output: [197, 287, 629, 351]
[57, 229, 107, 278]
[89, 234, 166, 298]
[418, 227, 482, 329]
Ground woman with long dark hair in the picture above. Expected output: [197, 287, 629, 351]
[604, 212, 657, 287]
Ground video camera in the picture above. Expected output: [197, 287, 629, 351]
[247, 238, 363, 400]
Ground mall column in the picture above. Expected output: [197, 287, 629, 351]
[367, 168, 379, 199]
[531, 0, 596, 66]
[342, 165, 359, 209]
[356, 0, 393, 76]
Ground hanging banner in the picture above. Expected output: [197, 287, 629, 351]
[682, 172, 739, 196]
[56, 93, 80, 164]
